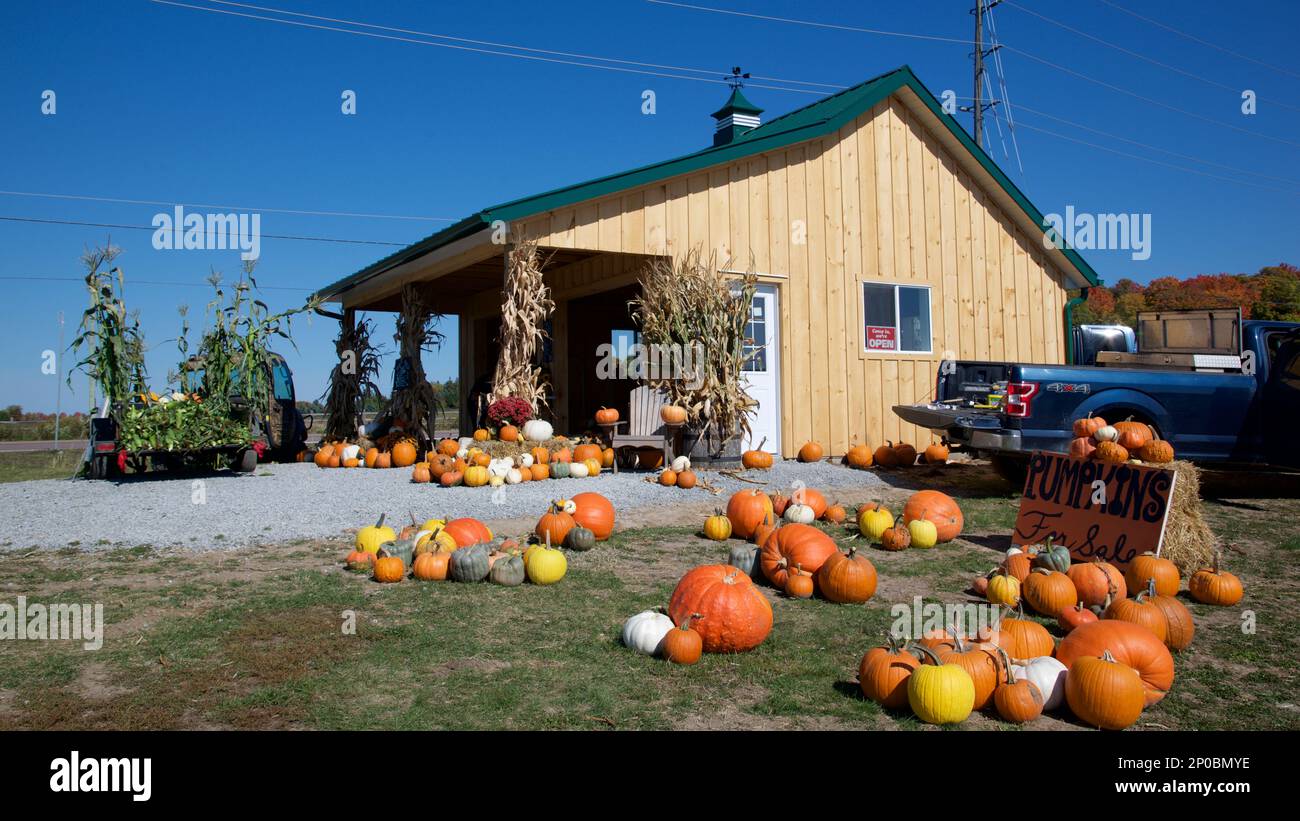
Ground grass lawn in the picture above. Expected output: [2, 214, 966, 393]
[0, 450, 82, 483]
[1, 463, 1296, 730]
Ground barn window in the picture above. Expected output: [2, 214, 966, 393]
[862, 282, 932, 354]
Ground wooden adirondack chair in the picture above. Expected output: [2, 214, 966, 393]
[603, 385, 681, 472]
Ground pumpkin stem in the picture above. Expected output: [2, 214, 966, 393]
[374, 512, 387, 528]
[912, 643, 942, 666]
[994, 645, 1016, 685]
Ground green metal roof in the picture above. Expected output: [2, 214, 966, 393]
[315, 65, 1099, 301]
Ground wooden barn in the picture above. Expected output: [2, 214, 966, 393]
[313, 65, 1100, 459]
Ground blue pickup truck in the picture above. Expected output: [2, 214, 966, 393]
[894, 313, 1300, 477]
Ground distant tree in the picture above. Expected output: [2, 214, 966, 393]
[1, 405, 22, 421]
[1253, 274, 1300, 321]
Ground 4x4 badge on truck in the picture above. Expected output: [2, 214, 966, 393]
[1044, 382, 1090, 394]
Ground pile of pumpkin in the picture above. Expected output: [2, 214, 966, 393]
[412, 436, 616, 486]
[343, 512, 569, 586]
[876, 541, 1247, 729]
[1069, 414, 1174, 464]
[313, 437, 422, 469]
[853, 490, 964, 551]
[844, 439, 950, 469]
[656, 455, 700, 489]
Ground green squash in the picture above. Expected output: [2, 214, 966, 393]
[449, 543, 491, 582]
[379, 537, 417, 568]
[488, 552, 526, 586]
[551, 461, 571, 479]
[564, 526, 596, 552]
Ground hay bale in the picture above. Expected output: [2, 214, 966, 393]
[1159, 459, 1215, 575]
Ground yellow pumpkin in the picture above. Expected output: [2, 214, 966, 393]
[857, 506, 894, 541]
[356, 514, 396, 555]
[704, 511, 732, 541]
[907, 517, 939, 549]
[583, 458, 601, 476]
[908, 646, 976, 725]
[525, 543, 568, 585]
[463, 465, 490, 487]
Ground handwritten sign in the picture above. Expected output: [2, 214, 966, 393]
[1011, 451, 1176, 569]
[866, 326, 897, 351]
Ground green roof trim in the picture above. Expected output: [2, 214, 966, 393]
[315, 65, 1099, 301]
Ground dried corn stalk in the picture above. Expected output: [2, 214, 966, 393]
[388, 284, 443, 444]
[321, 315, 381, 442]
[490, 238, 554, 409]
[631, 249, 757, 453]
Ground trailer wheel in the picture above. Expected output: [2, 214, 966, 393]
[89, 454, 110, 480]
[234, 448, 258, 473]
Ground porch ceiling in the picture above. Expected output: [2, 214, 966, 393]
[356, 247, 601, 313]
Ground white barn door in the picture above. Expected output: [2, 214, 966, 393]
[741, 284, 780, 456]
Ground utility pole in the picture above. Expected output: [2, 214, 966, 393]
[54, 311, 64, 448]
[967, 0, 1002, 147]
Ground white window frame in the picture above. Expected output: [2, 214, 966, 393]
[861, 280, 934, 356]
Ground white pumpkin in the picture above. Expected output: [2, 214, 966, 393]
[1006, 546, 1024, 558]
[671, 455, 691, 473]
[569, 461, 590, 478]
[522, 419, 554, 443]
[488, 458, 512, 478]
[456, 447, 470, 461]
[339, 444, 361, 462]
[506, 468, 523, 485]
[554, 498, 577, 514]
[519, 453, 535, 468]
[783, 503, 816, 524]
[621, 609, 674, 656]
[1093, 425, 1119, 443]
[1011, 656, 1068, 711]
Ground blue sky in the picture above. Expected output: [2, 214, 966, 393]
[3, 0, 1297, 413]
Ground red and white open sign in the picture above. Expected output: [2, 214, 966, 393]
[866, 326, 897, 350]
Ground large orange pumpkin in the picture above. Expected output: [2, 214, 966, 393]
[390, 439, 418, 468]
[442, 518, 493, 547]
[571, 492, 615, 540]
[725, 489, 775, 541]
[1055, 619, 1174, 706]
[1113, 419, 1154, 451]
[816, 545, 877, 604]
[1067, 558, 1128, 609]
[902, 490, 963, 542]
[760, 523, 838, 589]
[667, 564, 773, 653]
[573, 443, 602, 463]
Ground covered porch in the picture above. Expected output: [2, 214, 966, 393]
[325, 227, 666, 436]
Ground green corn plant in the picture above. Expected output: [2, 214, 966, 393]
[68, 244, 149, 413]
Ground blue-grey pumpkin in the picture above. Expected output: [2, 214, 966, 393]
[450, 543, 491, 582]
[728, 543, 762, 581]
[1032, 539, 1071, 573]
[489, 552, 526, 586]
[564, 526, 596, 552]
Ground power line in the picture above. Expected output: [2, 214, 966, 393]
[1010, 121, 1300, 196]
[0, 215, 409, 246]
[147, 0, 827, 96]
[645, 0, 978, 45]
[649, 0, 1300, 150]
[205, 0, 845, 91]
[0, 189, 455, 222]
[0, 274, 314, 291]
[1002, 0, 1300, 114]
[1095, 0, 1300, 82]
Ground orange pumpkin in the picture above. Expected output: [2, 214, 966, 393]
[1125, 551, 1180, 597]
[859, 635, 920, 708]
[797, 441, 824, 462]
[373, 552, 405, 583]
[535, 502, 576, 545]
[439, 470, 463, 487]
[923, 443, 949, 464]
[1022, 568, 1077, 617]
[1056, 619, 1174, 706]
[1067, 559, 1128, 609]
[1093, 441, 1129, 463]
[676, 470, 698, 489]
[667, 565, 773, 653]
[411, 464, 432, 484]
[364, 447, 381, 468]
[437, 438, 460, 457]
[845, 442, 874, 469]
[1113, 419, 1154, 451]
[499, 425, 519, 442]
[816, 545, 877, 604]
[1138, 439, 1175, 464]
[659, 469, 678, 487]
[1068, 436, 1097, 459]
[412, 551, 451, 581]
[725, 489, 774, 541]
[1104, 584, 1169, 644]
[530, 446, 550, 465]
[792, 487, 828, 519]
[573, 443, 602, 463]
[571, 492, 615, 540]
[902, 490, 963, 542]
[530, 463, 549, 481]
[660, 405, 688, 425]
[760, 523, 838, 589]
[442, 518, 493, 547]
[1072, 413, 1108, 438]
[742, 437, 774, 469]
[594, 406, 620, 425]
[391, 439, 418, 468]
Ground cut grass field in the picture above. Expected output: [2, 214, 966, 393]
[1, 462, 1296, 730]
[0, 449, 82, 483]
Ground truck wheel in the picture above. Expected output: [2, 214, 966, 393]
[990, 454, 1029, 490]
[234, 449, 258, 473]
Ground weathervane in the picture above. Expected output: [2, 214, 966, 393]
[726, 66, 750, 90]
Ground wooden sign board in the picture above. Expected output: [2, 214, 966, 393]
[1011, 451, 1177, 569]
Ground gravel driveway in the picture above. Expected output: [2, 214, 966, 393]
[1, 461, 890, 551]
